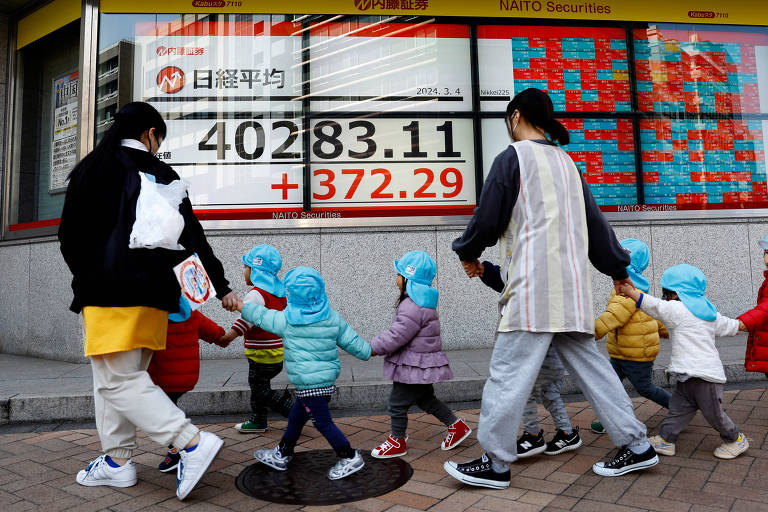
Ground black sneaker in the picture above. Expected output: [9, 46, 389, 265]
[443, 453, 510, 489]
[544, 427, 582, 456]
[592, 445, 659, 477]
[517, 430, 546, 458]
[158, 448, 180, 473]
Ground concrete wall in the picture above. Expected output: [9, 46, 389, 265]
[0, 217, 766, 362]
[0, 14, 8, 233]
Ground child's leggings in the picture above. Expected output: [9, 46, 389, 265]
[279, 395, 354, 458]
[659, 378, 739, 443]
[389, 382, 457, 438]
[522, 345, 572, 434]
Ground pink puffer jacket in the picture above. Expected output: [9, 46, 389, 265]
[370, 298, 453, 384]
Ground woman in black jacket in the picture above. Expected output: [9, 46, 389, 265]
[59, 102, 240, 501]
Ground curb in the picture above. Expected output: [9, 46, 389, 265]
[2, 363, 765, 425]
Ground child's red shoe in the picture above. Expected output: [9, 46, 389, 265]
[442, 418, 472, 450]
[371, 435, 407, 459]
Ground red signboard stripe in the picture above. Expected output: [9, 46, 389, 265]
[308, 22, 470, 38]
[135, 20, 302, 37]
[478, 25, 625, 39]
[8, 218, 61, 231]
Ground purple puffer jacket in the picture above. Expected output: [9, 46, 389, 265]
[370, 297, 453, 384]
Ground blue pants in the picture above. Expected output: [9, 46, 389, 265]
[279, 395, 353, 458]
[610, 358, 670, 409]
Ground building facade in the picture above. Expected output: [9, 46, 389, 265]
[1, 0, 767, 362]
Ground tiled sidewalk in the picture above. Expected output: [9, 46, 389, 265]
[1, 388, 768, 511]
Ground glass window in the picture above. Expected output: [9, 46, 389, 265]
[8, 20, 81, 233]
[634, 25, 768, 210]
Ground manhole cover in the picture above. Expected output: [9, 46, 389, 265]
[235, 449, 413, 505]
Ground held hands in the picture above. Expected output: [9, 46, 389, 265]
[739, 320, 748, 332]
[461, 259, 484, 278]
[613, 277, 634, 297]
[615, 280, 641, 302]
[221, 291, 243, 312]
[214, 329, 239, 348]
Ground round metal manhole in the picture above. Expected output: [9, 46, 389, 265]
[235, 450, 413, 505]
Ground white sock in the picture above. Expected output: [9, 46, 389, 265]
[628, 441, 652, 454]
[491, 459, 509, 473]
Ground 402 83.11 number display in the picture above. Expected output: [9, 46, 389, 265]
[309, 118, 476, 213]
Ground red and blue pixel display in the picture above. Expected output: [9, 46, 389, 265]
[641, 118, 767, 207]
[559, 118, 637, 206]
[634, 28, 766, 114]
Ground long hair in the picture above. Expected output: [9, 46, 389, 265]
[67, 102, 167, 183]
[505, 88, 569, 145]
[395, 278, 408, 308]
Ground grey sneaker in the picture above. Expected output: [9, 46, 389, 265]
[328, 450, 365, 480]
[254, 446, 292, 471]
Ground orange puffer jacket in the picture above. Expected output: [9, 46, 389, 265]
[595, 290, 667, 362]
[148, 310, 225, 393]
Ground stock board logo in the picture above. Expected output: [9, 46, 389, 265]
[354, 0, 374, 10]
[156, 46, 168, 56]
[157, 66, 185, 94]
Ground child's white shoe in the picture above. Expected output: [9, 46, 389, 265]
[714, 433, 749, 459]
[328, 450, 364, 480]
[648, 435, 675, 456]
[254, 446, 292, 471]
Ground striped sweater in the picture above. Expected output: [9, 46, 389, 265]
[453, 139, 630, 335]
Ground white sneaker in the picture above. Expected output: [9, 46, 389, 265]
[254, 446, 293, 471]
[714, 433, 749, 459]
[648, 435, 676, 456]
[328, 450, 365, 480]
[176, 432, 224, 500]
[76, 455, 137, 488]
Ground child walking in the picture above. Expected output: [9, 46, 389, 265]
[147, 297, 228, 472]
[738, 235, 768, 379]
[617, 264, 749, 460]
[592, 239, 669, 435]
[369, 251, 471, 459]
[238, 266, 374, 480]
[479, 261, 581, 457]
[218, 245, 293, 433]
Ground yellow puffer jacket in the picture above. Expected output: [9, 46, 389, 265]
[595, 290, 667, 362]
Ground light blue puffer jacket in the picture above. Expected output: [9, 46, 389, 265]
[241, 303, 372, 389]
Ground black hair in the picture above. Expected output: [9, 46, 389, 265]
[395, 277, 408, 308]
[506, 88, 570, 145]
[661, 288, 680, 301]
[67, 102, 167, 182]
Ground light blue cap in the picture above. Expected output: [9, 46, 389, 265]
[758, 236, 768, 250]
[659, 264, 717, 322]
[168, 295, 192, 323]
[283, 267, 330, 325]
[393, 250, 439, 309]
[242, 244, 286, 298]
[620, 238, 650, 293]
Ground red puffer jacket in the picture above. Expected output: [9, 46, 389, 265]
[148, 310, 225, 393]
[738, 271, 768, 373]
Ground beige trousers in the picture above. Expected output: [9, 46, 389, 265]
[91, 348, 199, 459]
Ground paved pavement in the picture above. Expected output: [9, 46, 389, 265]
[2, 388, 768, 511]
[1, 334, 763, 424]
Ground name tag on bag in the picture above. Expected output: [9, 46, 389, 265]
[173, 254, 216, 310]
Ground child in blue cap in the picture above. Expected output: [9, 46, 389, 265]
[591, 239, 669, 435]
[369, 251, 471, 459]
[237, 266, 374, 480]
[617, 264, 749, 460]
[217, 244, 293, 433]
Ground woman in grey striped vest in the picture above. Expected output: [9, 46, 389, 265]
[443, 88, 659, 489]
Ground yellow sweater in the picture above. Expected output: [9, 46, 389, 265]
[595, 290, 667, 362]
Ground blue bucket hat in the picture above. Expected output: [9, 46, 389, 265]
[620, 238, 650, 293]
[393, 250, 439, 309]
[168, 295, 192, 323]
[758, 235, 768, 250]
[659, 264, 717, 322]
[242, 244, 286, 297]
[283, 267, 330, 325]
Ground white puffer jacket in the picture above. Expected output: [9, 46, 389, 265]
[639, 294, 739, 383]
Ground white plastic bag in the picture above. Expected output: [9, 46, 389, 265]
[129, 173, 188, 250]
[174, 254, 216, 310]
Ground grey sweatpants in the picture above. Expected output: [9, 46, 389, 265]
[659, 378, 739, 443]
[389, 382, 457, 438]
[522, 345, 572, 434]
[478, 331, 648, 464]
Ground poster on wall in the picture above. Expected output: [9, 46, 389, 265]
[50, 71, 79, 192]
